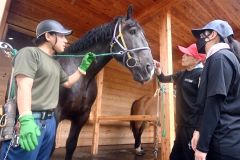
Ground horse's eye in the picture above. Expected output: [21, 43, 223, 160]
[129, 28, 137, 35]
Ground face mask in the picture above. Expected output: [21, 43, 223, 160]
[196, 37, 207, 54]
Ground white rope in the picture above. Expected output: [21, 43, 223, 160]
[153, 85, 161, 158]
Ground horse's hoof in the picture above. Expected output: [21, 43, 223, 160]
[135, 149, 145, 156]
[153, 150, 158, 159]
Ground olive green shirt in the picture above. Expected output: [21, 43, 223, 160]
[14, 47, 68, 110]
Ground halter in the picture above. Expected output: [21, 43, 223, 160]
[110, 21, 151, 68]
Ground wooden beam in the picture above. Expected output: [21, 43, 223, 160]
[7, 24, 35, 37]
[135, 0, 181, 24]
[7, 12, 77, 42]
[91, 69, 104, 155]
[0, 0, 11, 39]
[158, 9, 175, 160]
[98, 115, 157, 121]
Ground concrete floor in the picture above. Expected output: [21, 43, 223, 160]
[51, 144, 160, 160]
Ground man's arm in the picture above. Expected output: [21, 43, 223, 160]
[62, 52, 96, 88]
[62, 70, 83, 88]
[16, 74, 41, 151]
[16, 74, 33, 115]
[154, 59, 176, 83]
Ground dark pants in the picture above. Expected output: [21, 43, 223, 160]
[207, 150, 240, 160]
[170, 126, 195, 160]
[0, 115, 56, 160]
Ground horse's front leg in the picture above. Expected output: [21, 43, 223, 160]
[65, 111, 90, 160]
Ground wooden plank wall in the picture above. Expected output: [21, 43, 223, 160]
[55, 60, 156, 147]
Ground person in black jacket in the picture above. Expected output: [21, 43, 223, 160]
[154, 43, 206, 160]
[192, 20, 240, 160]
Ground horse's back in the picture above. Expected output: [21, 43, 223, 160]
[131, 95, 157, 116]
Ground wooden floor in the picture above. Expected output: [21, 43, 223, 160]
[51, 144, 160, 160]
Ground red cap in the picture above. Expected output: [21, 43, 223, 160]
[178, 43, 206, 61]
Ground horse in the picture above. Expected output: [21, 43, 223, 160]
[130, 94, 159, 156]
[55, 6, 155, 160]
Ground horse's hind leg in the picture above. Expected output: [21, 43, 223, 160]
[131, 121, 146, 156]
[65, 112, 89, 160]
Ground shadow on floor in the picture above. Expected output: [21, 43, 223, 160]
[52, 144, 161, 160]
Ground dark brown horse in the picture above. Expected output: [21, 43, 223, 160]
[56, 6, 154, 160]
[130, 94, 159, 156]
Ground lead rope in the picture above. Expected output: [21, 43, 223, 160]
[153, 81, 167, 159]
[153, 86, 160, 159]
[160, 83, 167, 138]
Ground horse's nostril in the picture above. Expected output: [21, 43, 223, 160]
[146, 63, 152, 73]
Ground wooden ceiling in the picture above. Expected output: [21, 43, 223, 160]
[6, 0, 240, 71]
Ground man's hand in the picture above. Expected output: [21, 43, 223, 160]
[195, 149, 207, 160]
[19, 114, 41, 151]
[191, 130, 200, 151]
[153, 60, 161, 75]
[78, 52, 96, 75]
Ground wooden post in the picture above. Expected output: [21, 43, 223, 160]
[159, 9, 175, 160]
[91, 69, 104, 155]
[0, 0, 11, 39]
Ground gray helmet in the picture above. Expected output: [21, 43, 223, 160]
[36, 19, 72, 38]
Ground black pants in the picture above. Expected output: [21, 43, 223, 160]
[207, 150, 240, 160]
[170, 126, 195, 160]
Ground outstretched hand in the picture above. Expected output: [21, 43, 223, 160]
[153, 60, 161, 75]
[78, 52, 96, 75]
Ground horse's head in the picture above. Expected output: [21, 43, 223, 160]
[110, 6, 154, 83]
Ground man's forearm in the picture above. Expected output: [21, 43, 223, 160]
[63, 70, 83, 88]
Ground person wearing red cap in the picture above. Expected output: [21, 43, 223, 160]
[154, 43, 206, 160]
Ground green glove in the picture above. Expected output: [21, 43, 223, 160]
[78, 52, 96, 75]
[18, 114, 41, 151]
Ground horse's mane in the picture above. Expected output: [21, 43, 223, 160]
[66, 17, 121, 54]
[66, 16, 141, 54]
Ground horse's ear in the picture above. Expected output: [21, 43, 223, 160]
[126, 5, 133, 20]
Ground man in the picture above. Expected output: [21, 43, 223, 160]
[0, 19, 95, 160]
[192, 20, 240, 160]
[154, 43, 206, 160]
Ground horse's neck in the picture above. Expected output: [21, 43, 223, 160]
[85, 43, 112, 79]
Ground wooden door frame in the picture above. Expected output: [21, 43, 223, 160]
[0, 0, 12, 39]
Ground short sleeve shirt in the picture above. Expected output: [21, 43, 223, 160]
[197, 49, 240, 157]
[14, 47, 68, 110]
